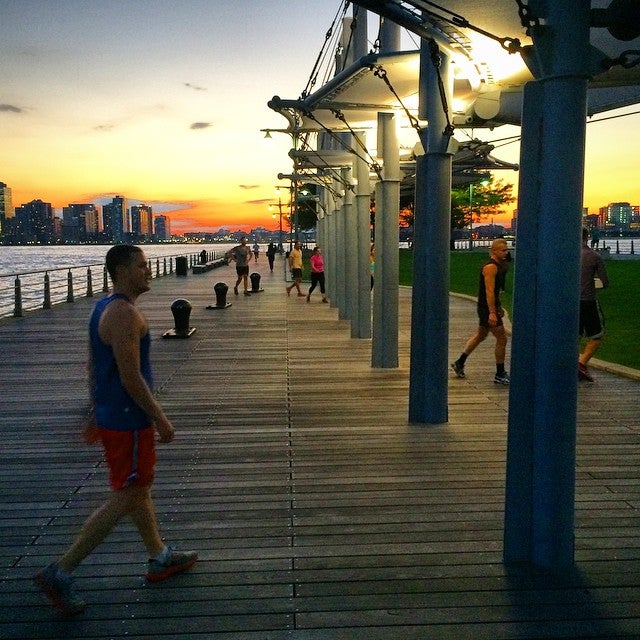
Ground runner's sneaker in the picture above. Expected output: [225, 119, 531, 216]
[451, 361, 465, 378]
[578, 362, 594, 382]
[33, 563, 86, 616]
[146, 547, 198, 583]
[494, 371, 510, 385]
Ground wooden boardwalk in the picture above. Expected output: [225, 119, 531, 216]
[1, 256, 639, 639]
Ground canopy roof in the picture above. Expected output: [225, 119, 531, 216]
[270, 1, 640, 132]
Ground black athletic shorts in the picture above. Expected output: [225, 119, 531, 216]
[579, 300, 605, 339]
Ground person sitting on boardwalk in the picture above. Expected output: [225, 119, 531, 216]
[579, 226, 609, 382]
[451, 238, 511, 385]
[286, 240, 305, 297]
[34, 244, 197, 616]
[227, 237, 252, 296]
[307, 246, 328, 303]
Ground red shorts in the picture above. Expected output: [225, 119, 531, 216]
[99, 426, 156, 490]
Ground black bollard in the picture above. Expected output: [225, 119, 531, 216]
[207, 282, 232, 309]
[250, 272, 263, 293]
[163, 298, 196, 338]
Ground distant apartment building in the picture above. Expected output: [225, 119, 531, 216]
[154, 214, 170, 241]
[62, 203, 100, 242]
[102, 195, 128, 242]
[599, 202, 633, 233]
[13, 199, 54, 243]
[0, 181, 14, 238]
[131, 204, 153, 239]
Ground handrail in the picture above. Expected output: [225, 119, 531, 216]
[0, 249, 223, 319]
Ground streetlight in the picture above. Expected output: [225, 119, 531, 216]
[269, 188, 286, 252]
[468, 177, 490, 250]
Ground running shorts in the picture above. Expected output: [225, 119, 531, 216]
[99, 426, 156, 490]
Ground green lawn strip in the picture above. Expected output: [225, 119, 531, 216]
[400, 248, 639, 371]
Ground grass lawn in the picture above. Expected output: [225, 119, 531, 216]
[400, 249, 640, 371]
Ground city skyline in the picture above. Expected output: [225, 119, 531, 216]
[2, 1, 640, 233]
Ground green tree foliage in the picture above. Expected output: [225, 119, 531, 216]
[451, 177, 515, 230]
[398, 176, 515, 229]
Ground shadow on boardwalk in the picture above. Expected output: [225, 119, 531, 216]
[1, 257, 639, 639]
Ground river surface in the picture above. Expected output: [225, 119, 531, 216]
[0, 244, 238, 276]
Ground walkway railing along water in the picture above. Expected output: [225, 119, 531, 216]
[453, 237, 638, 254]
[0, 250, 223, 319]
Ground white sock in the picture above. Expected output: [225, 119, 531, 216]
[153, 545, 170, 563]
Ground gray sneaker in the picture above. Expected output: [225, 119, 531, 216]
[451, 361, 465, 378]
[34, 563, 86, 616]
[146, 547, 198, 583]
[494, 371, 510, 385]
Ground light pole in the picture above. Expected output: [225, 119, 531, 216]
[468, 177, 490, 250]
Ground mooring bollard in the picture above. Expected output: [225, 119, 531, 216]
[250, 272, 263, 293]
[163, 298, 196, 338]
[207, 282, 231, 309]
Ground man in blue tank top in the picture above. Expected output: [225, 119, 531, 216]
[451, 239, 511, 385]
[34, 244, 197, 615]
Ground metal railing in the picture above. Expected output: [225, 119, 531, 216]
[1, 250, 223, 319]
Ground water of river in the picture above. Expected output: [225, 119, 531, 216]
[0, 243, 239, 277]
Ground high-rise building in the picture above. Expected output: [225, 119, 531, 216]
[0, 181, 14, 238]
[62, 203, 100, 242]
[102, 195, 128, 242]
[13, 199, 54, 243]
[603, 202, 632, 233]
[131, 204, 153, 239]
[154, 215, 170, 241]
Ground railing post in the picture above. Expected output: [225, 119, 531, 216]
[43, 272, 52, 309]
[103, 266, 109, 292]
[156, 258, 160, 278]
[86, 268, 93, 297]
[631, 240, 635, 255]
[13, 276, 23, 318]
[616, 240, 620, 254]
[163, 258, 167, 276]
[66, 269, 74, 303]
[170, 257, 174, 274]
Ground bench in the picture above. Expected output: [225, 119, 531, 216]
[192, 258, 227, 274]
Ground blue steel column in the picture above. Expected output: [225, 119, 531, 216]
[331, 182, 344, 312]
[504, 0, 591, 569]
[343, 165, 356, 324]
[371, 112, 399, 368]
[408, 41, 453, 424]
[355, 132, 372, 339]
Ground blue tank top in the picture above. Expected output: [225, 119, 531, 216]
[89, 293, 153, 431]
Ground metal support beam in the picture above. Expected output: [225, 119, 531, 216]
[409, 41, 453, 424]
[504, 0, 591, 570]
[355, 132, 372, 338]
[372, 112, 399, 368]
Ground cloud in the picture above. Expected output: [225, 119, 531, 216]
[190, 122, 212, 130]
[239, 184, 260, 190]
[184, 82, 207, 91]
[0, 104, 23, 113]
[246, 198, 273, 205]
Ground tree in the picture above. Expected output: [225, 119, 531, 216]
[398, 176, 515, 230]
[451, 177, 515, 231]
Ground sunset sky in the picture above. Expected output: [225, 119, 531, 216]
[2, 0, 640, 234]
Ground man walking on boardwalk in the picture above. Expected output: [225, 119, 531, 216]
[286, 240, 305, 297]
[579, 226, 609, 381]
[34, 244, 197, 616]
[451, 238, 511, 385]
[227, 236, 253, 296]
